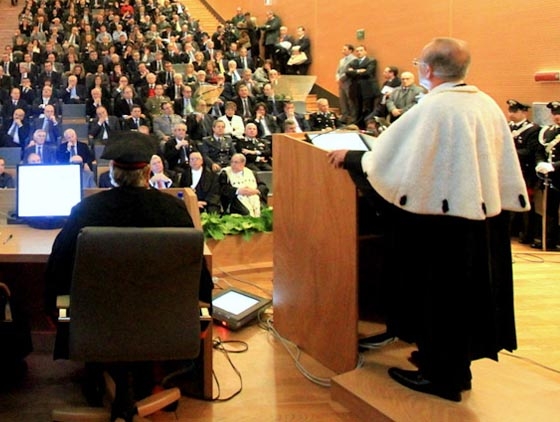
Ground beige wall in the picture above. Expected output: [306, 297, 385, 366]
[214, 0, 560, 115]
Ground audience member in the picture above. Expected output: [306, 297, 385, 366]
[218, 101, 245, 140]
[286, 26, 311, 75]
[153, 101, 183, 142]
[385, 71, 423, 122]
[163, 123, 198, 171]
[179, 151, 221, 214]
[88, 106, 121, 144]
[56, 128, 92, 170]
[308, 98, 340, 131]
[1, 107, 29, 147]
[148, 154, 175, 189]
[276, 101, 310, 133]
[236, 122, 272, 171]
[219, 153, 269, 216]
[200, 119, 236, 172]
[0, 157, 15, 188]
[23, 129, 56, 164]
[32, 104, 60, 144]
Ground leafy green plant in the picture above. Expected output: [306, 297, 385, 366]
[201, 207, 273, 240]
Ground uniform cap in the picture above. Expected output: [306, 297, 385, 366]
[546, 101, 560, 114]
[506, 99, 530, 112]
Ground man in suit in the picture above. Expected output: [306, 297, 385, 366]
[385, 71, 424, 122]
[174, 85, 196, 118]
[19, 77, 36, 105]
[276, 101, 310, 133]
[288, 26, 312, 75]
[88, 106, 121, 144]
[2, 87, 29, 121]
[121, 105, 149, 131]
[85, 88, 113, 120]
[186, 100, 216, 142]
[31, 85, 60, 117]
[248, 102, 280, 141]
[257, 83, 284, 117]
[163, 122, 198, 171]
[61, 75, 87, 104]
[113, 86, 144, 119]
[56, 128, 92, 170]
[262, 11, 282, 60]
[0, 67, 13, 102]
[1, 108, 30, 148]
[236, 47, 255, 72]
[152, 101, 183, 142]
[36, 62, 62, 89]
[345, 45, 380, 128]
[33, 104, 61, 145]
[0, 53, 19, 83]
[233, 83, 256, 120]
[335, 44, 357, 124]
[23, 129, 57, 164]
[179, 151, 221, 214]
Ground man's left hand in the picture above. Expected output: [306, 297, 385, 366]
[327, 150, 349, 169]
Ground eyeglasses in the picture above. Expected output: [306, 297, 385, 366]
[412, 58, 426, 67]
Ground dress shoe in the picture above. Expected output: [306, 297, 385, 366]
[530, 242, 560, 251]
[388, 367, 462, 402]
[406, 352, 472, 390]
[358, 332, 397, 350]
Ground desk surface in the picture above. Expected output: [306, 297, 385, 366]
[0, 225, 211, 267]
[0, 225, 59, 263]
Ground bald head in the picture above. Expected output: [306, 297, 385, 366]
[420, 37, 471, 81]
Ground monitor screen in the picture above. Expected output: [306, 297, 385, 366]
[213, 290, 260, 316]
[307, 131, 371, 151]
[17, 164, 83, 218]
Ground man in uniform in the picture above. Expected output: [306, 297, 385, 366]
[308, 98, 340, 131]
[329, 37, 528, 402]
[534, 101, 560, 250]
[45, 132, 213, 419]
[506, 99, 541, 245]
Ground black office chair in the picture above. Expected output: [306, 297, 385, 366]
[52, 226, 205, 422]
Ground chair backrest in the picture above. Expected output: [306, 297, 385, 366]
[62, 103, 86, 120]
[69, 226, 203, 362]
[0, 147, 22, 167]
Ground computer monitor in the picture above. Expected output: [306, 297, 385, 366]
[212, 288, 272, 330]
[16, 164, 82, 228]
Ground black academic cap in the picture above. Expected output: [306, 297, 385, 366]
[506, 99, 530, 112]
[101, 131, 159, 169]
[547, 101, 560, 114]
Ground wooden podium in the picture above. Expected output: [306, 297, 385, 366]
[273, 134, 365, 374]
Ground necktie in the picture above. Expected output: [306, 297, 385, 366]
[243, 98, 250, 117]
[243, 58, 247, 69]
[71, 145, 76, 158]
[134, 118, 139, 127]
[37, 145, 43, 161]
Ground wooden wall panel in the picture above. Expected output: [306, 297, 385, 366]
[213, 0, 560, 116]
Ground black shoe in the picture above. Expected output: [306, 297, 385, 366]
[530, 242, 560, 251]
[358, 332, 397, 350]
[406, 352, 472, 391]
[388, 368, 462, 402]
